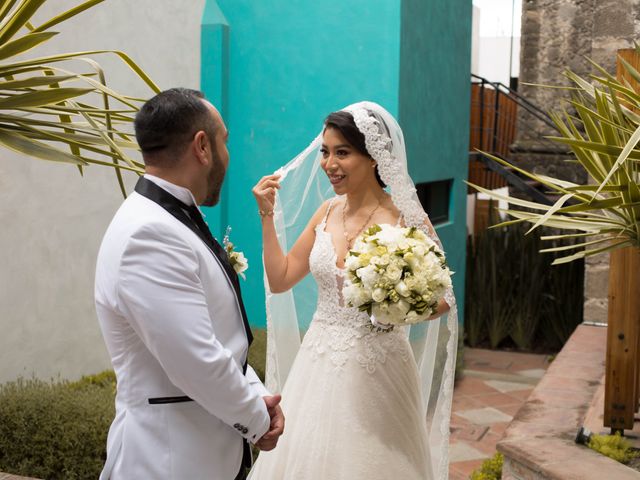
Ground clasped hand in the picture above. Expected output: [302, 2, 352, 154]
[256, 394, 284, 451]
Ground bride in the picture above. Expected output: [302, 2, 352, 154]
[248, 102, 457, 479]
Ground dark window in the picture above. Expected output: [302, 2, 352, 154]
[416, 179, 452, 225]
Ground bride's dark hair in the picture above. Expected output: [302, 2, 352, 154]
[324, 110, 386, 188]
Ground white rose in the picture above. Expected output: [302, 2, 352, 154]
[374, 225, 405, 249]
[384, 263, 402, 283]
[345, 254, 361, 272]
[231, 252, 248, 279]
[372, 253, 391, 267]
[371, 303, 394, 326]
[387, 299, 411, 321]
[405, 310, 429, 325]
[343, 282, 370, 307]
[403, 252, 422, 271]
[413, 244, 427, 257]
[357, 264, 379, 290]
[372, 287, 387, 303]
[394, 280, 410, 297]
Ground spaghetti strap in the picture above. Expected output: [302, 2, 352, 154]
[395, 213, 404, 227]
[321, 197, 336, 224]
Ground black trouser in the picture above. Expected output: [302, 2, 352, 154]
[234, 440, 252, 480]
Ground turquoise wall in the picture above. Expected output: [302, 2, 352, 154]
[399, 0, 472, 323]
[200, 0, 470, 327]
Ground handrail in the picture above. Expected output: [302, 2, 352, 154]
[469, 74, 567, 205]
[471, 73, 558, 131]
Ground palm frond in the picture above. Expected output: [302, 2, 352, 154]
[471, 55, 640, 263]
[0, 1, 159, 195]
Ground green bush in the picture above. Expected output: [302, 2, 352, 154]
[470, 452, 503, 480]
[588, 432, 639, 464]
[465, 205, 584, 352]
[248, 328, 267, 382]
[0, 332, 266, 479]
[0, 375, 114, 479]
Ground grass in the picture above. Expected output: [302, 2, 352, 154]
[248, 328, 267, 382]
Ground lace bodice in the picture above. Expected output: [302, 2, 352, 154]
[302, 219, 410, 373]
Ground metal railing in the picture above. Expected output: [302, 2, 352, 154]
[468, 74, 566, 205]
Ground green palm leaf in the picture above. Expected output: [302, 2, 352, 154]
[0, 1, 159, 196]
[471, 55, 640, 262]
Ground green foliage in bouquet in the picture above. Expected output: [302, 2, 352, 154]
[470, 452, 503, 480]
[588, 432, 639, 464]
[0, 0, 159, 196]
[0, 374, 115, 479]
[470, 51, 640, 264]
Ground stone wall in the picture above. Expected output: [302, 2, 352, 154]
[517, 0, 640, 323]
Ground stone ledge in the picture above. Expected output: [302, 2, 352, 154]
[497, 324, 640, 480]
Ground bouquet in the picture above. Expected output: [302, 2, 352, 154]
[223, 227, 249, 279]
[342, 224, 452, 328]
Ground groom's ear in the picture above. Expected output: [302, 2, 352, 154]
[192, 130, 209, 165]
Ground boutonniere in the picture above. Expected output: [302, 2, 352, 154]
[223, 226, 248, 280]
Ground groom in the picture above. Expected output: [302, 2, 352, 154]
[95, 88, 284, 480]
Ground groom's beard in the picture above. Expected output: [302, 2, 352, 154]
[202, 154, 226, 207]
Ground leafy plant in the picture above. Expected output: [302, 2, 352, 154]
[465, 202, 583, 351]
[248, 328, 267, 381]
[68, 369, 116, 391]
[539, 256, 584, 349]
[470, 452, 503, 480]
[0, 0, 159, 196]
[588, 432, 639, 464]
[0, 376, 114, 479]
[470, 51, 640, 264]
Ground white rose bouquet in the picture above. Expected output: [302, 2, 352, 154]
[223, 227, 249, 280]
[342, 224, 452, 329]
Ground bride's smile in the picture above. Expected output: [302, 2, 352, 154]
[320, 126, 378, 195]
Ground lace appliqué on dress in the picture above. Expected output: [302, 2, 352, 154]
[302, 223, 409, 374]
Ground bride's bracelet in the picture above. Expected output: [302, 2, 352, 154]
[258, 209, 274, 217]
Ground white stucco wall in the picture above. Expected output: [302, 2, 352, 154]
[0, 0, 205, 383]
[471, 5, 480, 75]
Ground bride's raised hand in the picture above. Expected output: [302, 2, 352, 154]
[252, 174, 281, 216]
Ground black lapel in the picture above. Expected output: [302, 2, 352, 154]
[134, 176, 253, 347]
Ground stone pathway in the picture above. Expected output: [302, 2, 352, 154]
[448, 348, 551, 479]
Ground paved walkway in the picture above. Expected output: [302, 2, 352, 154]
[449, 348, 551, 479]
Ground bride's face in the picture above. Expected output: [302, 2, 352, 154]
[320, 127, 376, 195]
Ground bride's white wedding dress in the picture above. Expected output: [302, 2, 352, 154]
[248, 208, 433, 479]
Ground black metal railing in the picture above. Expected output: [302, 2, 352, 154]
[469, 73, 569, 206]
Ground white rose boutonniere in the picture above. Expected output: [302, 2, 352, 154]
[223, 226, 249, 280]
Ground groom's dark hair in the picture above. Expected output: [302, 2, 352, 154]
[134, 88, 217, 166]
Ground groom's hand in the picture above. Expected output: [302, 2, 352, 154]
[256, 395, 285, 451]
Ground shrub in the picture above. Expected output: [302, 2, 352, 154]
[0, 375, 114, 479]
[465, 204, 584, 352]
[248, 328, 267, 382]
[0, 333, 266, 479]
[470, 452, 503, 480]
[588, 432, 639, 464]
[68, 370, 117, 390]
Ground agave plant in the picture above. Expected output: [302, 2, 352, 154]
[470, 52, 640, 264]
[0, 0, 159, 196]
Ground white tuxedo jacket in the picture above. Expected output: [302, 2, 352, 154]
[95, 176, 270, 480]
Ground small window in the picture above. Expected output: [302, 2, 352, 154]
[416, 179, 452, 225]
